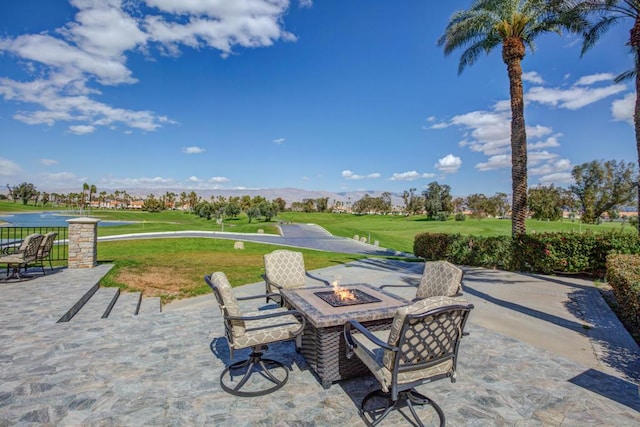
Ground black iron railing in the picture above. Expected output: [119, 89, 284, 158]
[0, 226, 68, 261]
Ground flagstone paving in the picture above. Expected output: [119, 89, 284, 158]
[1, 260, 639, 426]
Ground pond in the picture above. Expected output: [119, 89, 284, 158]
[0, 212, 128, 227]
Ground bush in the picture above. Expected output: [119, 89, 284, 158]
[606, 254, 640, 334]
[415, 230, 640, 277]
[454, 213, 466, 221]
[413, 233, 512, 269]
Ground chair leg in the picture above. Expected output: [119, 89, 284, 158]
[219, 349, 289, 397]
[360, 388, 445, 427]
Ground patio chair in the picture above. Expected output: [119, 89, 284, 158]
[205, 271, 306, 397]
[262, 249, 330, 305]
[344, 296, 474, 426]
[33, 231, 57, 275]
[0, 233, 44, 281]
[414, 260, 463, 300]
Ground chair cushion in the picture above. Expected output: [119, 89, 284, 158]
[383, 296, 467, 371]
[209, 272, 245, 336]
[416, 261, 462, 299]
[230, 309, 302, 350]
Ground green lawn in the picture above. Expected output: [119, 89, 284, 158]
[2, 202, 633, 302]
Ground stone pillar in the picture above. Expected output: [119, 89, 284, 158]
[66, 217, 100, 269]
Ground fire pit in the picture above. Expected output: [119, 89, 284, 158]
[314, 289, 382, 307]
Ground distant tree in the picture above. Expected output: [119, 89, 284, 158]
[224, 200, 241, 218]
[402, 188, 424, 215]
[528, 184, 564, 221]
[466, 193, 489, 218]
[14, 182, 38, 205]
[142, 194, 163, 212]
[452, 196, 466, 214]
[188, 191, 199, 211]
[570, 159, 636, 223]
[258, 201, 279, 221]
[274, 197, 286, 212]
[246, 206, 261, 223]
[422, 182, 452, 219]
[315, 197, 329, 212]
[41, 192, 50, 207]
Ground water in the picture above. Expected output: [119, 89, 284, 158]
[0, 212, 126, 227]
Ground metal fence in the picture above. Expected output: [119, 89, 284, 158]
[0, 226, 68, 261]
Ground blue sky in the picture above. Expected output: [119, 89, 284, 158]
[0, 0, 635, 198]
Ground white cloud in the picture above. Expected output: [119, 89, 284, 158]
[528, 135, 561, 149]
[68, 124, 96, 134]
[45, 172, 78, 182]
[39, 158, 58, 166]
[299, 0, 313, 7]
[0, 0, 300, 133]
[429, 122, 449, 129]
[390, 171, 435, 181]
[0, 158, 21, 176]
[612, 92, 635, 125]
[188, 176, 201, 182]
[435, 154, 461, 173]
[342, 170, 381, 180]
[273, 138, 285, 144]
[537, 172, 574, 185]
[182, 146, 205, 154]
[575, 73, 615, 86]
[476, 154, 510, 171]
[530, 158, 571, 176]
[526, 82, 626, 110]
[523, 71, 544, 84]
[208, 176, 229, 183]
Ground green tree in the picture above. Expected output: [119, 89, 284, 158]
[570, 159, 636, 223]
[439, 0, 585, 235]
[246, 206, 261, 223]
[466, 193, 489, 218]
[422, 182, 453, 219]
[402, 188, 424, 215]
[14, 182, 38, 205]
[576, 0, 640, 234]
[528, 184, 564, 220]
[142, 194, 163, 212]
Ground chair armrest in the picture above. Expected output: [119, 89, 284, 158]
[305, 272, 332, 286]
[344, 319, 397, 356]
[227, 309, 306, 336]
[236, 292, 281, 302]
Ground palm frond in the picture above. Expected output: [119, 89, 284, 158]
[581, 16, 622, 54]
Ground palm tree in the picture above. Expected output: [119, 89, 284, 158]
[575, 0, 640, 235]
[438, 0, 585, 235]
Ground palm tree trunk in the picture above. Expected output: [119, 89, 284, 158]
[503, 37, 527, 236]
[632, 18, 640, 236]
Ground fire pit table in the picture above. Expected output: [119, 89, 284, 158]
[280, 283, 409, 388]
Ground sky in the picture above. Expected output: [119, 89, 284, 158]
[0, 0, 636, 198]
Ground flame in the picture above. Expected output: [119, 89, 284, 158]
[332, 280, 356, 301]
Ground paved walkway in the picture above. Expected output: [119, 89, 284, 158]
[1, 257, 639, 425]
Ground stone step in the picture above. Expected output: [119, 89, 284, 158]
[71, 287, 120, 321]
[137, 296, 162, 316]
[107, 291, 142, 318]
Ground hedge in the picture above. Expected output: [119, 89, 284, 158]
[413, 230, 640, 277]
[606, 254, 640, 332]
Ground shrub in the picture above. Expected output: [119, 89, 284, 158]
[416, 230, 640, 277]
[454, 213, 466, 221]
[606, 254, 640, 333]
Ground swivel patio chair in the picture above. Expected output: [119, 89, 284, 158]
[414, 260, 463, 300]
[205, 271, 306, 397]
[0, 233, 44, 281]
[262, 249, 330, 305]
[33, 231, 57, 275]
[344, 296, 474, 426]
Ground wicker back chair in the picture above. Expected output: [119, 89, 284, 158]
[262, 249, 329, 304]
[0, 233, 44, 280]
[205, 271, 306, 397]
[344, 296, 473, 426]
[415, 260, 463, 300]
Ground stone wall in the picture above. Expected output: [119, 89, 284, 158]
[66, 217, 100, 269]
